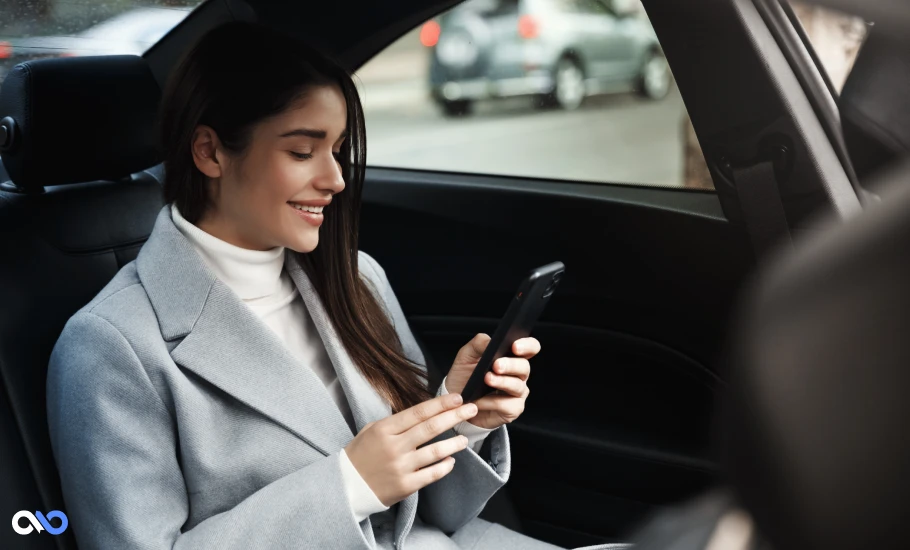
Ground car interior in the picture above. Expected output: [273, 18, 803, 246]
[0, 0, 903, 549]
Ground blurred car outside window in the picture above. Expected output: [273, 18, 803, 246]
[355, 0, 872, 191]
[357, 0, 714, 190]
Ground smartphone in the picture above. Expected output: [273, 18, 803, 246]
[460, 261, 565, 404]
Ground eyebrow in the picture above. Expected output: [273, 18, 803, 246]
[279, 128, 349, 141]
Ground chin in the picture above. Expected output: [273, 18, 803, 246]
[286, 236, 319, 254]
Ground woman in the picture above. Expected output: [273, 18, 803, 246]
[46, 21, 619, 550]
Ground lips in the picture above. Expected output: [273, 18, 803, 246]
[288, 202, 324, 227]
[287, 202, 324, 214]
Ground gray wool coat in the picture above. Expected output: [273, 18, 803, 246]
[47, 204, 590, 550]
[47, 206, 530, 550]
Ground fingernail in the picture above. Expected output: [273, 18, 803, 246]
[451, 394, 463, 406]
[467, 404, 478, 415]
[461, 435, 469, 445]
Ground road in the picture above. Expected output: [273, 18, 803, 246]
[360, 80, 689, 188]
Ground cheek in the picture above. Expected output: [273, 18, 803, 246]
[232, 154, 298, 210]
[268, 155, 311, 198]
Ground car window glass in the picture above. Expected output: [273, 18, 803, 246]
[454, 0, 520, 17]
[356, 0, 715, 190]
[789, 1, 868, 92]
[581, 0, 612, 16]
[547, 0, 582, 14]
[0, 1, 201, 87]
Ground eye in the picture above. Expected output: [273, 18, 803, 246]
[290, 151, 313, 160]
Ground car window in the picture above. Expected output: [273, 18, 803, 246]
[78, 8, 190, 45]
[789, 1, 868, 93]
[357, 0, 714, 190]
[452, 0, 520, 17]
[0, 1, 200, 87]
[579, 0, 612, 17]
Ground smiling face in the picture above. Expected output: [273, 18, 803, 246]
[190, 84, 348, 252]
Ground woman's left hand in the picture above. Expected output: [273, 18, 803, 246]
[444, 333, 538, 430]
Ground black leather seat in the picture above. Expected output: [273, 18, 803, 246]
[627, 27, 910, 550]
[722, 29, 910, 550]
[722, 158, 910, 550]
[627, 170, 910, 550]
[0, 55, 165, 550]
[839, 27, 910, 183]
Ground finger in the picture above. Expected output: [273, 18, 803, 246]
[454, 333, 491, 365]
[492, 357, 530, 381]
[383, 393, 464, 434]
[402, 402, 478, 447]
[473, 393, 527, 417]
[512, 337, 541, 358]
[408, 435, 470, 470]
[485, 372, 528, 397]
[407, 455, 457, 493]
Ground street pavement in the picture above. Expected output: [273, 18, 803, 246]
[359, 79, 689, 188]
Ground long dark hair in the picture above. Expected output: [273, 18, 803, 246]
[158, 21, 430, 412]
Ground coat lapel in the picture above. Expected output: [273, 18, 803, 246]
[285, 252, 419, 544]
[284, 252, 393, 433]
[136, 205, 354, 456]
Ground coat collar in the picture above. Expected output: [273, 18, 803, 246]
[135, 205, 393, 455]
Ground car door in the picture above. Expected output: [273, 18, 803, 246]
[350, 0, 860, 545]
[356, 7, 748, 549]
[358, 170, 741, 548]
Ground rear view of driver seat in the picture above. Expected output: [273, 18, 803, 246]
[0, 55, 165, 550]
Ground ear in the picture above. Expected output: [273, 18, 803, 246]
[191, 125, 224, 179]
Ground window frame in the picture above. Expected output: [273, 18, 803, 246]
[754, 0, 864, 199]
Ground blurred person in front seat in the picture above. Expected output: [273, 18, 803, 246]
[45, 21, 620, 550]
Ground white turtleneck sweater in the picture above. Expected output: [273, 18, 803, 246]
[170, 203, 492, 525]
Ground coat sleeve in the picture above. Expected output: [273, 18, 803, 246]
[46, 311, 374, 550]
[358, 252, 512, 534]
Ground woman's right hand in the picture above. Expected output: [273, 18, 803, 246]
[344, 392, 478, 507]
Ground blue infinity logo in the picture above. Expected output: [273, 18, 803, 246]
[12, 510, 68, 535]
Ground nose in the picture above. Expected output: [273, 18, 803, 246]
[311, 150, 346, 195]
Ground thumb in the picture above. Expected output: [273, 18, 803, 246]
[454, 333, 491, 364]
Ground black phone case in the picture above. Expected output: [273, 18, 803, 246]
[460, 261, 565, 403]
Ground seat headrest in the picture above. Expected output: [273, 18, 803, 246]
[840, 29, 910, 179]
[724, 160, 910, 550]
[0, 55, 161, 190]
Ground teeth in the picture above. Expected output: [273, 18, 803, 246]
[289, 203, 324, 214]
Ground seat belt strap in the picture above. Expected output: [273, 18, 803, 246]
[731, 160, 793, 257]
